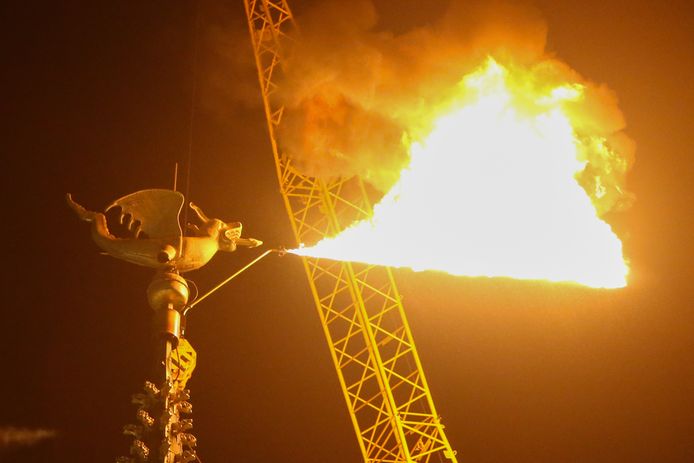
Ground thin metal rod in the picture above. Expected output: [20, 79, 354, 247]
[186, 249, 274, 310]
[183, 1, 201, 236]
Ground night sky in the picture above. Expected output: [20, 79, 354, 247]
[3, 1, 693, 462]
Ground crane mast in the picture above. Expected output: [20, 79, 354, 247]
[244, 2, 458, 462]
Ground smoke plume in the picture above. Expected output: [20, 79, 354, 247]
[0, 427, 56, 448]
[272, 0, 634, 214]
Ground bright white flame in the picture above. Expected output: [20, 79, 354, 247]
[292, 59, 628, 288]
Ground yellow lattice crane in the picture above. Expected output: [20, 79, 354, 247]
[244, 2, 459, 462]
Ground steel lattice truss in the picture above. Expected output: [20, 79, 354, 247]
[244, 1, 458, 462]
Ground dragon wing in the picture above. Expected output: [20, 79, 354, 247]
[107, 189, 183, 239]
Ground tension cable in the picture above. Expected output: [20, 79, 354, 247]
[183, 248, 280, 314]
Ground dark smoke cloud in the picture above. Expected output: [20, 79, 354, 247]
[199, 1, 260, 117]
[0, 427, 56, 448]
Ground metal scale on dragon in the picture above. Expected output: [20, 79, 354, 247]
[68, 189, 263, 463]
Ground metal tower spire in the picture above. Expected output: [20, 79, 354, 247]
[68, 189, 261, 463]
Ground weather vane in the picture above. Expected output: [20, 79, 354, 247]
[68, 188, 267, 463]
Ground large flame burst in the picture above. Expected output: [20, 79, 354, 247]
[292, 58, 629, 288]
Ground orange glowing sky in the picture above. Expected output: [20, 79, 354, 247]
[3, 1, 692, 462]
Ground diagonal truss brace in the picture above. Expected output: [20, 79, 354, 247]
[244, 2, 458, 462]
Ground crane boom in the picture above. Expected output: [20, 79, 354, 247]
[244, 2, 458, 461]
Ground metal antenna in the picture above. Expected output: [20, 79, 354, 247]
[173, 163, 179, 192]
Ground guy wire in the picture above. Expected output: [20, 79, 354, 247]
[182, 0, 201, 235]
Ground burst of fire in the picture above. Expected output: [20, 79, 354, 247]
[291, 58, 629, 288]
